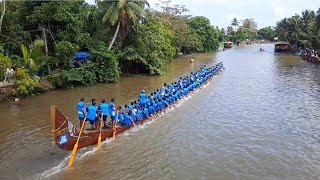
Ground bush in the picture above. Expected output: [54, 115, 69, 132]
[12, 69, 41, 96]
[59, 50, 120, 87]
[0, 54, 12, 81]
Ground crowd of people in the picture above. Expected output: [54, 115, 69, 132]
[77, 62, 223, 130]
[298, 48, 320, 63]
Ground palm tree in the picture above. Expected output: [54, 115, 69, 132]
[0, 0, 5, 34]
[101, 0, 149, 50]
[316, 8, 320, 29]
[301, 10, 315, 29]
[231, 18, 239, 31]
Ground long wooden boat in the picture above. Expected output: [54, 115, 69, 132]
[50, 64, 224, 151]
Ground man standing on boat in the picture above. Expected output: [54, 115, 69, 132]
[77, 97, 86, 128]
[86, 99, 98, 130]
[98, 99, 109, 129]
[139, 90, 147, 107]
[109, 98, 116, 127]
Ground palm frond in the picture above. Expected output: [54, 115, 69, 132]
[102, 3, 116, 24]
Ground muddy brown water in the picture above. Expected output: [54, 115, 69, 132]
[1, 45, 320, 179]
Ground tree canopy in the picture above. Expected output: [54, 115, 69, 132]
[276, 9, 320, 48]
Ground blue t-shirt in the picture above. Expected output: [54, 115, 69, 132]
[118, 113, 124, 123]
[144, 108, 149, 116]
[139, 93, 147, 103]
[86, 105, 97, 121]
[99, 103, 109, 116]
[77, 101, 85, 118]
[131, 113, 137, 122]
[109, 102, 115, 116]
[123, 114, 131, 126]
[138, 110, 143, 119]
[148, 106, 154, 114]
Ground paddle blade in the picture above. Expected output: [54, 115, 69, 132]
[112, 130, 116, 140]
[67, 143, 78, 167]
[97, 134, 102, 149]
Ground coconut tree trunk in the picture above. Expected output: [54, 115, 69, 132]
[108, 21, 120, 50]
[0, 0, 6, 34]
[42, 27, 51, 74]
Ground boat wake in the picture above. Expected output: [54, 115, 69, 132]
[36, 70, 223, 179]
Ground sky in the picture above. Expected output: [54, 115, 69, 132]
[86, 0, 320, 29]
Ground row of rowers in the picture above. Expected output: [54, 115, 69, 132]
[77, 62, 223, 130]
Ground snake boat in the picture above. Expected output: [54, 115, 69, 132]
[50, 63, 224, 151]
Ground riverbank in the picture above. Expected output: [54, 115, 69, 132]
[0, 53, 216, 103]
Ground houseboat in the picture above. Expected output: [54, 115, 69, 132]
[274, 42, 292, 52]
[224, 42, 233, 48]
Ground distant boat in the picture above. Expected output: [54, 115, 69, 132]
[274, 41, 292, 52]
[224, 42, 233, 48]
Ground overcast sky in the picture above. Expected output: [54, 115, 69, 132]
[86, 0, 320, 29]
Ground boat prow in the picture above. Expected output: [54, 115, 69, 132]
[50, 106, 130, 151]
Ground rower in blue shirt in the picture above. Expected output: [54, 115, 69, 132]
[98, 99, 109, 129]
[123, 112, 132, 126]
[86, 99, 98, 130]
[77, 97, 86, 128]
[139, 90, 147, 107]
[109, 98, 116, 127]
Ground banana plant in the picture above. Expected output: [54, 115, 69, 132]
[21, 39, 45, 72]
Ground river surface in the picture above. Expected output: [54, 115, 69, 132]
[1, 44, 320, 180]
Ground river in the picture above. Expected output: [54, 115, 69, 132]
[0, 44, 320, 180]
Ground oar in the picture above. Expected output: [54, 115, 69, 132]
[67, 117, 87, 168]
[113, 111, 118, 140]
[97, 112, 103, 149]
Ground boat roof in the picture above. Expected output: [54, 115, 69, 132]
[275, 41, 290, 45]
[223, 41, 233, 44]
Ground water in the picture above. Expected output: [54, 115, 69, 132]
[1, 45, 320, 179]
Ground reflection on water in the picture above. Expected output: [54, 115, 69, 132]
[1, 45, 320, 179]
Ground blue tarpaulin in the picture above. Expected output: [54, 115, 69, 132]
[75, 52, 90, 61]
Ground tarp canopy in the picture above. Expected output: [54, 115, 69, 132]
[75, 52, 90, 61]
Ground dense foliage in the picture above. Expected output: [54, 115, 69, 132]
[276, 9, 320, 49]
[0, 0, 222, 97]
[223, 18, 260, 43]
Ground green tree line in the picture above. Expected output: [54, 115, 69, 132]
[0, 0, 221, 96]
[276, 9, 320, 49]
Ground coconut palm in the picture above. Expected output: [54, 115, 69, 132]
[0, 0, 5, 34]
[101, 0, 149, 50]
[315, 8, 320, 29]
[301, 9, 315, 29]
[231, 18, 239, 31]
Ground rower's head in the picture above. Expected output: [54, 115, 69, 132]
[111, 98, 115, 102]
[124, 104, 128, 108]
[142, 90, 145, 93]
[91, 98, 96, 105]
[131, 102, 134, 105]
[102, 99, 105, 103]
[80, 97, 84, 101]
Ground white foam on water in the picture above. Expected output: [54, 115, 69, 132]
[33, 155, 70, 179]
